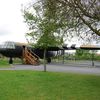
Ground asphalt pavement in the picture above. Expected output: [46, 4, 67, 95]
[0, 62, 100, 75]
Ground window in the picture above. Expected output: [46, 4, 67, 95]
[2, 41, 15, 49]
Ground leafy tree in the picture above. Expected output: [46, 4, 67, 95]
[75, 49, 89, 60]
[41, 0, 100, 44]
[75, 49, 97, 60]
[22, 1, 65, 71]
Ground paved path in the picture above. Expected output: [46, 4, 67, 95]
[0, 63, 100, 75]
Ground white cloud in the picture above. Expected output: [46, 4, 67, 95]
[0, 0, 35, 43]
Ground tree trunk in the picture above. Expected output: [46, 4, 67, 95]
[43, 49, 47, 72]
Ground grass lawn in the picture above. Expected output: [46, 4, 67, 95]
[0, 58, 10, 68]
[0, 71, 100, 100]
[0, 58, 22, 68]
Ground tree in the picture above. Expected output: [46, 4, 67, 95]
[22, 1, 64, 71]
[75, 49, 91, 60]
[41, 0, 100, 43]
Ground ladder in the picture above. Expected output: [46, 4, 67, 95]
[23, 47, 40, 65]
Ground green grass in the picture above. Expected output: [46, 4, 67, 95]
[0, 58, 10, 67]
[0, 58, 22, 68]
[0, 71, 100, 100]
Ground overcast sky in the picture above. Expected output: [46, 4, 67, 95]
[0, 0, 80, 45]
[0, 0, 99, 46]
[0, 0, 36, 43]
